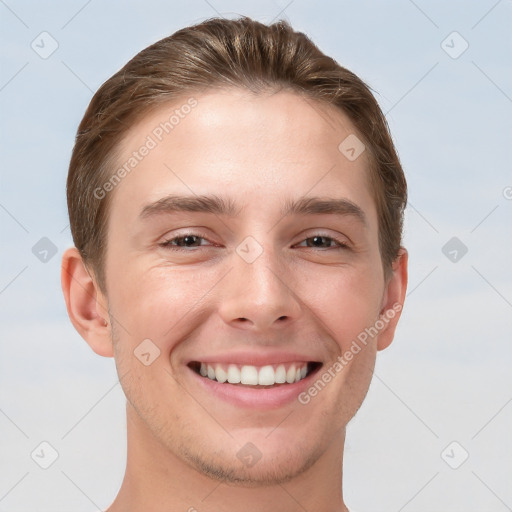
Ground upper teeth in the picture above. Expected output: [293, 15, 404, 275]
[199, 363, 308, 385]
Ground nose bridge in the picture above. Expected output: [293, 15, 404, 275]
[218, 238, 300, 329]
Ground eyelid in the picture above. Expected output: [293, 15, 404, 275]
[159, 230, 216, 249]
[293, 231, 350, 249]
[159, 229, 350, 251]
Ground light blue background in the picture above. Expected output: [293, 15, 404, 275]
[1, 1, 511, 510]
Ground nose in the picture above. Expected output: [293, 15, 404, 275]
[218, 245, 302, 332]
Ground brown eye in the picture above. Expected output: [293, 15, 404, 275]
[159, 232, 212, 250]
[307, 236, 334, 248]
[296, 235, 348, 250]
[173, 235, 203, 247]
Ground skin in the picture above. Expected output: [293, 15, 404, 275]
[61, 88, 407, 512]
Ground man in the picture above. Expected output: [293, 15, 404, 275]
[61, 16, 407, 512]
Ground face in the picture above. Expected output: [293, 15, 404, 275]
[99, 88, 400, 484]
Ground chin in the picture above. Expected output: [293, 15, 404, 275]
[181, 444, 321, 487]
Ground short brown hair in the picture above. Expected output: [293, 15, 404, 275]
[67, 16, 407, 292]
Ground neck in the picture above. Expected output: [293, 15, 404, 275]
[107, 402, 349, 512]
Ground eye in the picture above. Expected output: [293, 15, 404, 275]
[159, 232, 214, 250]
[295, 234, 349, 250]
[158, 232, 349, 252]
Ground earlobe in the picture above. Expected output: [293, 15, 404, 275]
[61, 247, 114, 357]
[377, 247, 408, 351]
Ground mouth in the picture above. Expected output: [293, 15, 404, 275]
[188, 361, 322, 389]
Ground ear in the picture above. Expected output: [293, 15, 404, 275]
[61, 247, 114, 357]
[376, 247, 408, 351]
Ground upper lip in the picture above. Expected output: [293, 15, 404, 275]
[186, 350, 322, 367]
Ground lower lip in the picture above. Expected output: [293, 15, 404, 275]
[187, 365, 321, 409]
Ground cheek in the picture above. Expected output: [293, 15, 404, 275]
[106, 252, 383, 450]
[106, 266, 200, 422]
[108, 252, 385, 359]
[108, 262, 224, 360]
[296, 262, 384, 351]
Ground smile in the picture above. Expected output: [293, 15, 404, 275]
[188, 361, 322, 387]
[185, 351, 324, 409]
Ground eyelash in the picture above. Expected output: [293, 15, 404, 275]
[159, 232, 349, 251]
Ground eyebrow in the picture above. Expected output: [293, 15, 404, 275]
[139, 194, 241, 219]
[281, 196, 367, 226]
[139, 194, 367, 226]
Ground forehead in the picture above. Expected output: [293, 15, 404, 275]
[109, 88, 377, 226]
